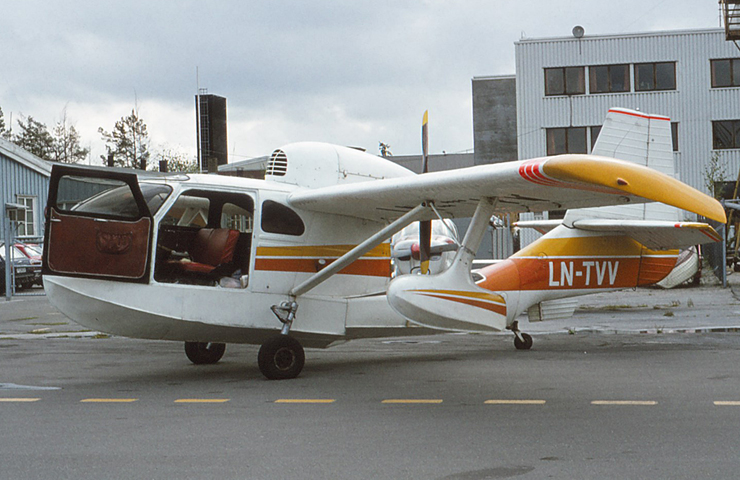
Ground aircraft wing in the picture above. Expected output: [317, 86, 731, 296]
[569, 219, 722, 250]
[288, 154, 726, 223]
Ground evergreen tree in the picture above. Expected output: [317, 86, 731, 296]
[13, 115, 54, 160]
[99, 109, 150, 169]
[0, 107, 8, 140]
[51, 110, 89, 163]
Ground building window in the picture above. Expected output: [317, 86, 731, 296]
[590, 126, 602, 151]
[16, 196, 37, 238]
[711, 59, 740, 88]
[635, 62, 676, 91]
[671, 123, 679, 151]
[713, 120, 740, 149]
[546, 127, 587, 155]
[545, 67, 585, 96]
[589, 64, 630, 93]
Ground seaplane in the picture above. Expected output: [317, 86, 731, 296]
[42, 108, 726, 379]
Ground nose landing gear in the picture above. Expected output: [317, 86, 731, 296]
[258, 335, 305, 380]
[259, 301, 305, 380]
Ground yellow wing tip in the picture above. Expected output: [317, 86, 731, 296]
[543, 155, 727, 224]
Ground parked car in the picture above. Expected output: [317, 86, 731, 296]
[0, 243, 43, 293]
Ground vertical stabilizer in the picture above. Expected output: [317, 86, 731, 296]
[575, 108, 679, 222]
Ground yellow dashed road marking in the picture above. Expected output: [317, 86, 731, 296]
[274, 399, 336, 404]
[174, 399, 230, 404]
[485, 400, 546, 405]
[80, 398, 138, 403]
[0, 398, 40, 402]
[591, 400, 657, 406]
[714, 401, 740, 406]
[382, 399, 443, 404]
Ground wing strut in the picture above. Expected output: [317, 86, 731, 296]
[289, 203, 429, 298]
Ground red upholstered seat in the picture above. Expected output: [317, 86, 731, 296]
[180, 228, 240, 274]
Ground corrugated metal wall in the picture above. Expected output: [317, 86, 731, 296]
[0, 153, 50, 240]
[515, 28, 740, 197]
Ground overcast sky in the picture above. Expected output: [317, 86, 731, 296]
[1, 1, 722, 165]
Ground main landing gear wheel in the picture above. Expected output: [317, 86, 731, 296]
[258, 335, 305, 380]
[184, 342, 226, 364]
[513, 333, 533, 350]
[508, 321, 533, 350]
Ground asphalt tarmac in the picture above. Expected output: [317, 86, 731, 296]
[2, 283, 740, 479]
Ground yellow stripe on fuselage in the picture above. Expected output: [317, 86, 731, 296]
[256, 243, 390, 258]
[514, 236, 643, 258]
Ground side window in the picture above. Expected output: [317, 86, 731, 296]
[161, 193, 210, 227]
[261, 200, 305, 236]
[61, 176, 140, 218]
[221, 202, 253, 233]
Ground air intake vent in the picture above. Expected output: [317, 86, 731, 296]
[266, 149, 288, 176]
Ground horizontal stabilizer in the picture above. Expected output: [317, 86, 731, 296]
[569, 219, 722, 250]
[514, 219, 562, 234]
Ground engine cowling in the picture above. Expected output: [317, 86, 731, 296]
[265, 142, 414, 189]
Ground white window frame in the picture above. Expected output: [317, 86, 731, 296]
[15, 195, 38, 238]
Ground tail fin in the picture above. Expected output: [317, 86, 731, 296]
[578, 107, 679, 222]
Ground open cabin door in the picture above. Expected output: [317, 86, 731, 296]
[44, 165, 168, 282]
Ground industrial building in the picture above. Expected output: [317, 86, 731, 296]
[515, 27, 740, 194]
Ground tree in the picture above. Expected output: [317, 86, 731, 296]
[152, 147, 200, 173]
[50, 109, 89, 163]
[0, 107, 9, 140]
[13, 115, 54, 160]
[99, 109, 150, 169]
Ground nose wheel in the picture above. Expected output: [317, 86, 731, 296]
[508, 321, 533, 350]
[258, 335, 305, 380]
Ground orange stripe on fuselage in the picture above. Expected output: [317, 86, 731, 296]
[254, 244, 392, 277]
[411, 290, 507, 316]
[478, 236, 678, 292]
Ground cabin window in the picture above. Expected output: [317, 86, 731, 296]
[261, 200, 305, 236]
[58, 175, 171, 219]
[222, 202, 253, 233]
[161, 192, 210, 227]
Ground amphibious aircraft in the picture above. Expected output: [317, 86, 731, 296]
[42, 108, 725, 379]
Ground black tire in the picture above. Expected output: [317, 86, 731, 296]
[184, 342, 226, 364]
[258, 335, 305, 380]
[514, 333, 533, 350]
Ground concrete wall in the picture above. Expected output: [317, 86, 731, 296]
[472, 75, 518, 165]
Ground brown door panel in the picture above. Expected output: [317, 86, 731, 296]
[47, 209, 151, 279]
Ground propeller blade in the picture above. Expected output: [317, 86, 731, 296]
[419, 110, 431, 273]
[421, 110, 429, 174]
